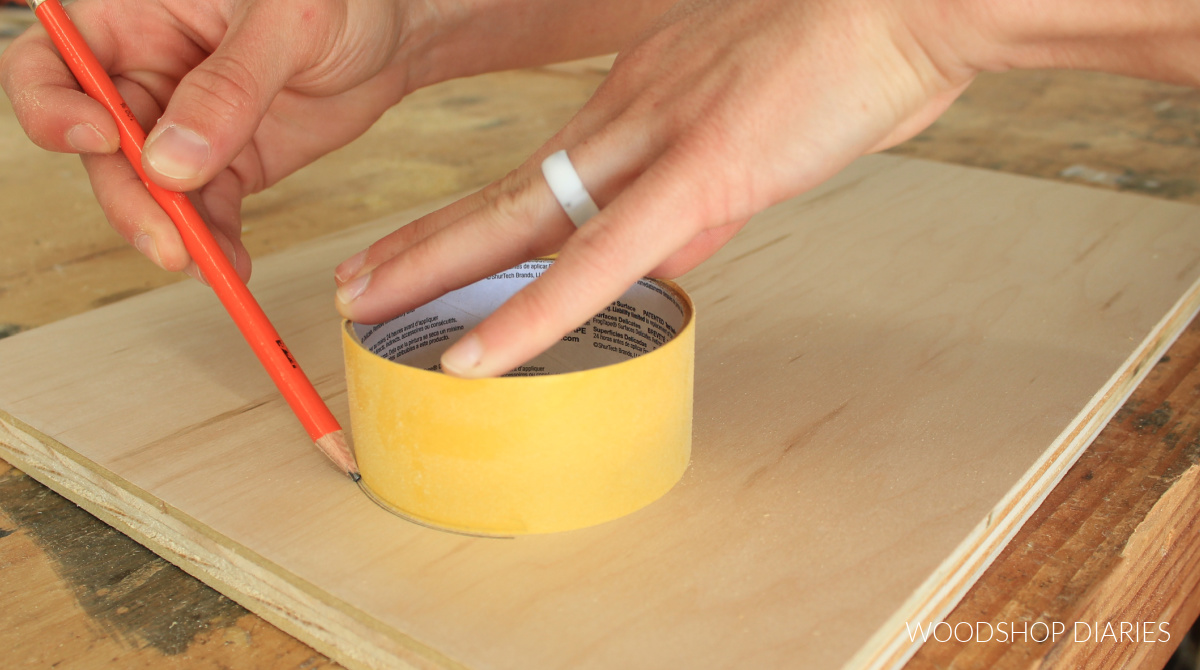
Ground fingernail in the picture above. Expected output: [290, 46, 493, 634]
[336, 273, 370, 304]
[335, 250, 368, 284]
[214, 234, 237, 267]
[133, 233, 162, 265]
[183, 263, 210, 286]
[441, 333, 484, 377]
[66, 123, 112, 153]
[145, 125, 210, 180]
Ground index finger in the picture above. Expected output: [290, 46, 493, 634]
[440, 148, 714, 378]
[0, 0, 195, 154]
[0, 18, 119, 153]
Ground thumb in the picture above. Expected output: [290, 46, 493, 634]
[141, 3, 328, 190]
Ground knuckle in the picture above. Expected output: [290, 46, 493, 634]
[8, 89, 60, 151]
[478, 176, 510, 207]
[565, 226, 624, 280]
[395, 213, 442, 249]
[483, 170, 544, 246]
[226, 150, 267, 195]
[669, 133, 750, 226]
[488, 181, 525, 229]
[181, 56, 262, 124]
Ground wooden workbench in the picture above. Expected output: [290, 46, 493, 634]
[3, 9, 1200, 668]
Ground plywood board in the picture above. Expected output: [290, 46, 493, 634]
[3, 154, 1200, 670]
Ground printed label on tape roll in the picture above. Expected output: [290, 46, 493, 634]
[352, 260, 689, 374]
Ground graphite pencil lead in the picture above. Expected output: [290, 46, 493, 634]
[314, 430, 359, 480]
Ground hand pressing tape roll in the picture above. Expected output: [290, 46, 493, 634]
[342, 260, 695, 536]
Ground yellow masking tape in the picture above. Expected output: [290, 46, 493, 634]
[342, 260, 695, 535]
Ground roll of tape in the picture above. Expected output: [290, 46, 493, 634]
[342, 260, 695, 536]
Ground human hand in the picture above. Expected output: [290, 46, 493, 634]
[332, 0, 985, 377]
[1, 0, 677, 283]
[1, 0, 423, 281]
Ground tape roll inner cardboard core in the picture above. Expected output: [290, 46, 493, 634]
[351, 260, 689, 375]
[343, 260, 696, 536]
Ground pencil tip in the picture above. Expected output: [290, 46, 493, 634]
[350, 471, 362, 482]
[314, 430, 359, 481]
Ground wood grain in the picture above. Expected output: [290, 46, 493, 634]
[907, 317, 1200, 669]
[3, 155, 1200, 669]
[0, 43, 614, 668]
[6, 8, 1200, 660]
[0, 49, 611, 334]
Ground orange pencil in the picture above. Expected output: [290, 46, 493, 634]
[29, 0, 359, 480]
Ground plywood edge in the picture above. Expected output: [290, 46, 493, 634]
[853, 274, 1200, 670]
[0, 413, 467, 670]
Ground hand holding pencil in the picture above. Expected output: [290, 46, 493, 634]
[19, 0, 359, 478]
[0, 0, 660, 283]
[8, 0, 1194, 386]
[1, 0, 421, 284]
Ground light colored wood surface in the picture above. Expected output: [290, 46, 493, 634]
[3, 154, 1200, 669]
[910, 318, 1200, 669]
[0, 40, 614, 668]
[0, 45, 612, 333]
[6, 12, 1200, 665]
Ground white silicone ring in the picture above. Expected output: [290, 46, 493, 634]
[541, 150, 600, 228]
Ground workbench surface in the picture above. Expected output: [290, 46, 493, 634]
[4, 10, 1200, 668]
